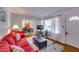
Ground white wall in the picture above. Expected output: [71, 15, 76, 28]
[10, 13, 22, 28]
[0, 8, 11, 39]
[10, 13, 41, 33]
[50, 7, 79, 46]
[0, 9, 41, 39]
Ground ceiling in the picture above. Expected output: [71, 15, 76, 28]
[8, 7, 72, 19]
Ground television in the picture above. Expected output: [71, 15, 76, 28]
[37, 25, 44, 29]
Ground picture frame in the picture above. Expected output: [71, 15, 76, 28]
[0, 7, 7, 22]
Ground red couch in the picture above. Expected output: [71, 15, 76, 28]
[17, 38, 39, 52]
[1, 31, 39, 52]
[0, 41, 11, 52]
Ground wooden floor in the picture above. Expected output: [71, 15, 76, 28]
[31, 39, 79, 52]
[30, 36, 79, 52]
[48, 38, 79, 52]
[63, 45, 79, 52]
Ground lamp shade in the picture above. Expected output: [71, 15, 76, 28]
[12, 24, 19, 30]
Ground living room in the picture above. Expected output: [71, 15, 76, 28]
[0, 7, 79, 52]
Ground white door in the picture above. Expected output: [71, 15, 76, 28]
[66, 15, 79, 48]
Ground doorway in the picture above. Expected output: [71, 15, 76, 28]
[65, 15, 79, 48]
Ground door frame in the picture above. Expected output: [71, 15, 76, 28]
[65, 13, 79, 48]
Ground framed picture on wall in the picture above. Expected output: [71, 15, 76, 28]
[0, 7, 7, 22]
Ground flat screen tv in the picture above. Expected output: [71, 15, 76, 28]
[37, 25, 44, 29]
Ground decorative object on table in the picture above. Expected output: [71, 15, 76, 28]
[45, 30, 50, 36]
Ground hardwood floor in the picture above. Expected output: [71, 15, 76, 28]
[31, 37, 79, 52]
[48, 37, 79, 52]
[63, 45, 79, 52]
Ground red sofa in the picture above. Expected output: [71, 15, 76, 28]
[1, 31, 39, 52]
[0, 41, 11, 52]
[17, 38, 39, 52]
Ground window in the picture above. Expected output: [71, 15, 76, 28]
[41, 19, 54, 33]
[41, 16, 61, 34]
[44, 19, 53, 31]
[54, 16, 61, 34]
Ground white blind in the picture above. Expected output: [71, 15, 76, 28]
[41, 19, 54, 33]
[54, 16, 61, 34]
[41, 16, 61, 34]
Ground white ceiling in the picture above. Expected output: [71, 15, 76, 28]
[8, 7, 72, 19]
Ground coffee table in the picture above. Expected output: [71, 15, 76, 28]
[33, 37, 47, 50]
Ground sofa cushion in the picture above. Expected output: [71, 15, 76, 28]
[2, 34, 16, 45]
[2, 37, 16, 45]
[17, 31, 25, 38]
[17, 38, 30, 48]
[0, 41, 11, 52]
[7, 37, 16, 45]
[23, 46, 33, 52]
[10, 45, 25, 52]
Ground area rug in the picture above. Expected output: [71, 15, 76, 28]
[41, 44, 64, 52]
[26, 38, 64, 52]
[41, 41, 64, 52]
